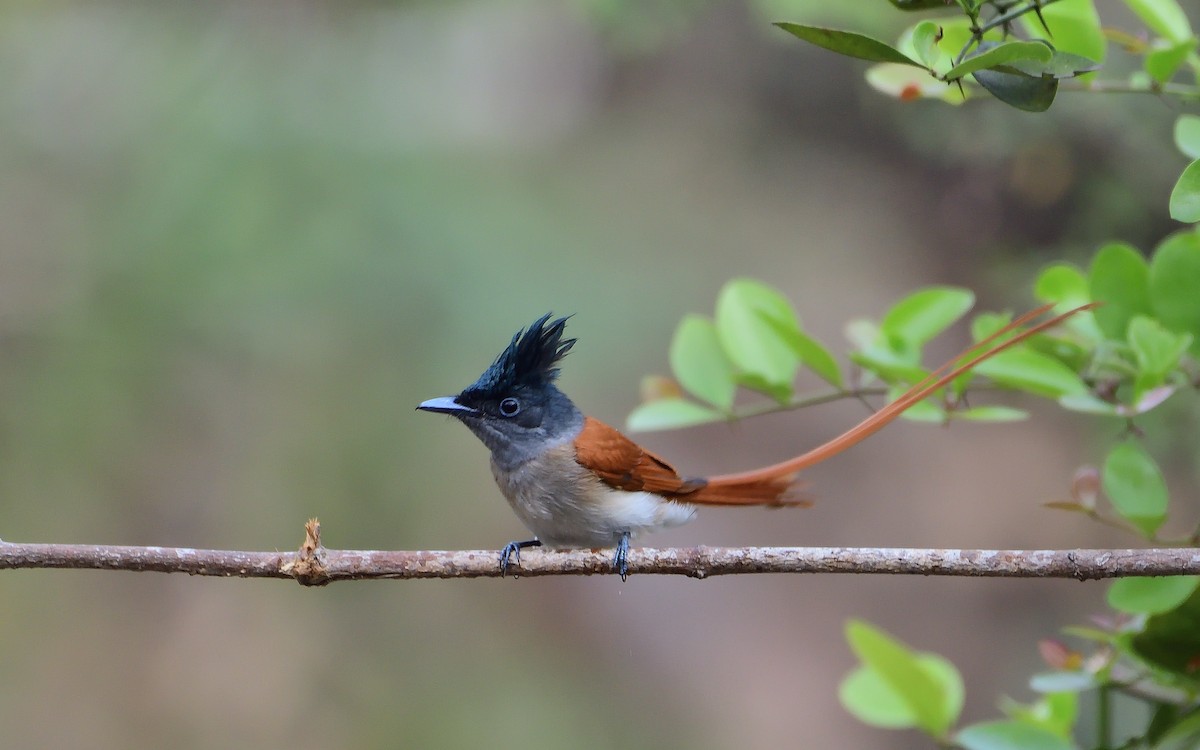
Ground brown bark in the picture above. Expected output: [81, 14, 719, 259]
[1, 520, 1196, 584]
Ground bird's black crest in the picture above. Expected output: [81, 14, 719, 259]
[465, 313, 576, 396]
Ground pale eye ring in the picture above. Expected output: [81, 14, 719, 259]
[499, 397, 521, 417]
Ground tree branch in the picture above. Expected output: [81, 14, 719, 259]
[1, 521, 1198, 584]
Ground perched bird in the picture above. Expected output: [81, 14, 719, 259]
[418, 304, 1089, 578]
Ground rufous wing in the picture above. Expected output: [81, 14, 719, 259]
[574, 417, 703, 495]
[573, 417, 805, 507]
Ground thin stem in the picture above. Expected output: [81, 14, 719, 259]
[1188, 519, 1200, 547]
[977, 0, 1064, 36]
[954, 0, 982, 64]
[730, 383, 1010, 422]
[1097, 684, 1113, 750]
[955, 36, 980, 67]
[1108, 665, 1193, 707]
[729, 386, 891, 421]
[1072, 501, 1200, 548]
[1148, 526, 1200, 548]
[1081, 509, 1143, 537]
[944, 0, 1200, 103]
[1060, 79, 1200, 101]
[1104, 28, 1150, 54]
[953, 0, 1066, 67]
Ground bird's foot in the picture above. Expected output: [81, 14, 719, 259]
[613, 531, 631, 581]
[499, 538, 541, 577]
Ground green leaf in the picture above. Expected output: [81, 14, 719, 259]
[999, 49, 1102, 79]
[1088, 242, 1151, 339]
[793, 331, 844, 388]
[1127, 315, 1192, 393]
[1036, 50, 1102, 79]
[774, 23, 924, 67]
[1176, 115, 1200, 159]
[865, 63, 964, 103]
[1035, 264, 1090, 306]
[1001, 692, 1078, 740]
[1108, 576, 1200, 614]
[881, 286, 975, 348]
[735, 371, 793, 403]
[1145, 37, 1197, 83]
[1147, 702, 1181, 746]
[1155, 706, 1200, 749]
[1059, 387, 1179, 417]
[972, 349, 1088, 398]
[887, 383, 946, 423]
[840, 655, 964, 729]
[850, 348, 928, 385]
[973, 66, 1059, 111]
[839, 666, 918, 728]
[1123, 0, 1194, 43]
[963, 314, 1010, 396]
[902, 406, 946, 423]
[957, 720, 1075, 750]
[957, 39, 1070, 112]
[845, 318, 879, 351]
[919, 653, 965, 726]
[1020, 0, 1106, 64]
[669, 315, 737, 410]
[715, 278, 801, 400]
[845, 620, 959, 736]
[1132, 585, 1200, 678]
[1169, 158, 1200, 223]
[912, 21, 943, 69]
[1057, 393, 1119, 416]
[888, 0, 954, 8]
[1040, 693, 1079, 739]
[625, 398, 724, 432]
[949, 405, 1029, 422]
[1102, 442, 1168, 537]
[757, 313, 844, 388]
[1131, 385, 1180, 414]
[1149, 230, 1200, 348]
[1029, 671, 1099, 693]
[936, 17, 982, 64]
[1034, 264, 1103, 343]
[1059, 626, 1117, 644]
[945, 40, 1054, 80]
[972, 311, 1013, 342]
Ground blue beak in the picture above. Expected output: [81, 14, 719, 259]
[417, 396, 480, 416]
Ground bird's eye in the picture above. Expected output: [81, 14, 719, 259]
[499, 397, 521, 417]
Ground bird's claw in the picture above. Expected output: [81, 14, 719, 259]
[498, 536, 631, 579]
[499, 539, 541, 577]
[613, 532, 631, 581]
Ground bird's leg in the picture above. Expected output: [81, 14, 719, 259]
[613, 531, 632, 581]
[499, 538, 541, 577]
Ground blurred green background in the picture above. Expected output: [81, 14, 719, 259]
[0, 1, 1187, 748]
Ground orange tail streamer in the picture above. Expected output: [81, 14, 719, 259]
[703, 302, 1097, 495]
[685, 475, 813, 507]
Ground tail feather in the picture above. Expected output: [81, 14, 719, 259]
[698, 302, 1096, 504]
[685, 474, 809, 507]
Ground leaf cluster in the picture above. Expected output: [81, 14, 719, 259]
[841, 576, 1200, 749]
[628, 279, 1088, 432]
[776, 0, 1200, 112]
[831, 128, 1200, 750]
[628, 3, 1200, 743]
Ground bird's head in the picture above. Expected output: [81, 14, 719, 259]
[417, 313, 583, 468]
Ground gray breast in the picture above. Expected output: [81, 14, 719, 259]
[489, 442, 695, 548]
